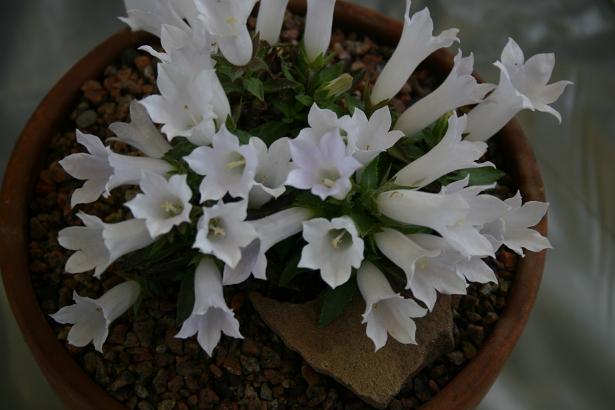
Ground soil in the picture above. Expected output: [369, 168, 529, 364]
[28, 12, 519, 410]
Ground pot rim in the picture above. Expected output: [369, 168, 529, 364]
[0, 1, 546, 409]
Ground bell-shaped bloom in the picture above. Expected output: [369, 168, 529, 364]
[125, 173, 193, 238]
[357, 261, 426, 351]
[377, 189, 494, 258]
[298, 216, 364, 289]
[374, 228, 439, 287]
[482, 191, 551, 256]
[193, 200, 258, 268]
[394, 113, 491, 189]
[307, 103, 343, 138]
[223, 207, 312, 285]
[60, 131, 114, 207]
[58, 213, 155, 278]
[370, 0, 459, 104]
[60, 131, 172, 207]
[120, 0, 190, 37]
[304, 0, 336, 62]
[50, 281, 141, 352]
[286, 131, 361, 200]
[141, 64, 229, 145]
[196, 0, 257, 66]
[184, 126, 259, 201]
[466, 38, 572, 142]
[395, 51, 495, 136]
[109, 101, 172, 159]
[248, 137, 292, 208]
[340, 106, 404, 166]
[140, 22, 215, 74]
[256, 0, 289, 44]
[176, 259, 242, 356]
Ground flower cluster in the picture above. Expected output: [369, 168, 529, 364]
[51, 0, 568, 354]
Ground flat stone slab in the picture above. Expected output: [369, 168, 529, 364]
[250, 293, 454, 409]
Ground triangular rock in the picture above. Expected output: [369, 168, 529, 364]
[250, 293, 454, 409]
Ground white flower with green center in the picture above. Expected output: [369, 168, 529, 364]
[370, 0, 459, 104]
[109, 100, 172, 159]
[466, 38, 572, 142]
[256, 0, 289, 44]
[50, 281, 141, 352]
[176, 259, 242, 356]
[394, 113, 492, 189]
[340, 106, 405, 166]
[482, 191, 551, 256]
[286, 131, 361, 200]
[184, 126, 259, 201]
[395, 50, 496, 137]
[357, 261, 427, 351]
[196, 0, 257, 66]
[303, 0, 337, 62]
[125, 173, 193, 238]
[140, 63, 229, 146]
[223, 208, 313, 285]
[248, 137, 292, 208]
[193, 200, 258, 268]
[298, 216, 364, 289]
[58, 213, 155, 278]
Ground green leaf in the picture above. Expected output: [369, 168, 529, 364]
[295, 94, 313, 106]
[264, 78, 301, 94]
[360, 156, 380, 191]
[440, 166, 506, 187]
[250, 121, 288, 145]
[243, 77, 265, 101]
[176, 271, 195, 326]
[318, 279, 357, 327]
[348, 210, 379, 236]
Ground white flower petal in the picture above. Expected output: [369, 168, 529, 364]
[304, 0, 336, 62]
[256, 0, 289, 44]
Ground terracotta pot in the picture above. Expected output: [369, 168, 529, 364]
[0, 1, 547, 409]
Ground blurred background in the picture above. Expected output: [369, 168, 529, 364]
[1, 0, 614, 408]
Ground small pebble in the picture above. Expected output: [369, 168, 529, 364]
[75, 110, 97, 128]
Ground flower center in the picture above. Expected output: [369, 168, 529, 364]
[329, 229, 351, 250]
[161, 199, 184, 217]
[225, 152, 246, 172]
[226, 15, 237, 26]
[417, 259, 429, 270]
[320, 168, 340, 188]
[208, 217, 226, 237]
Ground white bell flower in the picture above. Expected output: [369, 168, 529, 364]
[286, 131, 361, 200]
[466, 38, 572, 142]
[193, 200, 258, 268]
[307, 103, 343, 137]
[370, 0, 459, 104]
[304, 0, 337, 62]
[298, 216, 364, 289]
[125, 173, 193, 238]
[176, 259, 242, 356]
[141, 63, 229, 145]
[223, 207, 312, 285]
[196, 0, 257, 66]
[248, 137, 292, 208]
[120, 0, 190, 37]
[340, 106, 404, 166]
[140, 22, 215, 73]
[357, 261, 426, 351]
[482, 191, 551, 256]
[60, 131, 114, 207]
[184, 126, 259, 201]
[109, 100, 172, 159]
[395, 51, 496, 137]
[374, 228, 439, 287]
[377, 189, 494, 258]
[58, 213, 155, 278]
[60, 131, 171, 207]
[256, 0, 289, 44]
[394, 113, 491, 189]
[50, 281, 141, 352]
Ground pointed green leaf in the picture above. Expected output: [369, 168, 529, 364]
[318, 279, 358, 327]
